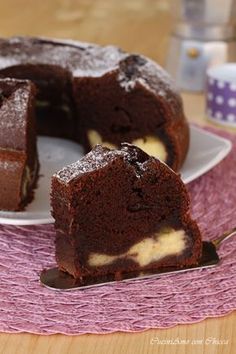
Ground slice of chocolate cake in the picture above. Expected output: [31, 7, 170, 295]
[0, 78, 39, 211]
[51, 143, 202, 280]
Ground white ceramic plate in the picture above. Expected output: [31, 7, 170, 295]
[0, 125, 232, 225]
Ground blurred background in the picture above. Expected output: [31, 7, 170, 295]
[0, 0, 172, 66]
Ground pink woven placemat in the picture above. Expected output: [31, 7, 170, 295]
[0, 126, 235, 335]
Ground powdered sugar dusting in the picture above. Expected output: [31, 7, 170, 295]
[0, 37, 83, 71]
[118, 55, 178, 96]
[0, 37, 124, 77]
[117, 54, 182, 116]
[73, 45, 124, 78]
[0, 80, 32, 150]
[54, 145, 125, 183]
[54, 143, 157, 184]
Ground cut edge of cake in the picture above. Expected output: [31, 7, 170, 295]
[0, 78, 39, 211]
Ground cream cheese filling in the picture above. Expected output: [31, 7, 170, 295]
[21, 165, 31, 199]
[87, 130, 116, 150]
[87, 129, 167, 162]
[132, 136, 167, 162]
[21, 159, 38, 199]
[88, 228, 186, 268]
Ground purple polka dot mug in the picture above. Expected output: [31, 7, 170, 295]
[206, 64, 236, 127]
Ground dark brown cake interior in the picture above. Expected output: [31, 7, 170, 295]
[52, 143, 202, 280]
[0, 63, 76, 139]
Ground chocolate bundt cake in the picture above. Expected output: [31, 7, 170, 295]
[0, 36, 189, 172]
[51, 143, 202, 280]
[0, 78, 38, 210]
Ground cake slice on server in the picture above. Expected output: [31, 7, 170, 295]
[51, 143, 202, 281]
[0, 78, 39, 211]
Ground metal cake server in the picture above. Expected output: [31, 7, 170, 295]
[40, 227, 236, 291]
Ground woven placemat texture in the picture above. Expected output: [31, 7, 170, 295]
[0, 127, 235, 335]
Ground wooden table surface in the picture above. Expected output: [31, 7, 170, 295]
[0, 1, 235, 353]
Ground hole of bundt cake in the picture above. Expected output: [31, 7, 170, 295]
[0, 64, 76, 139]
